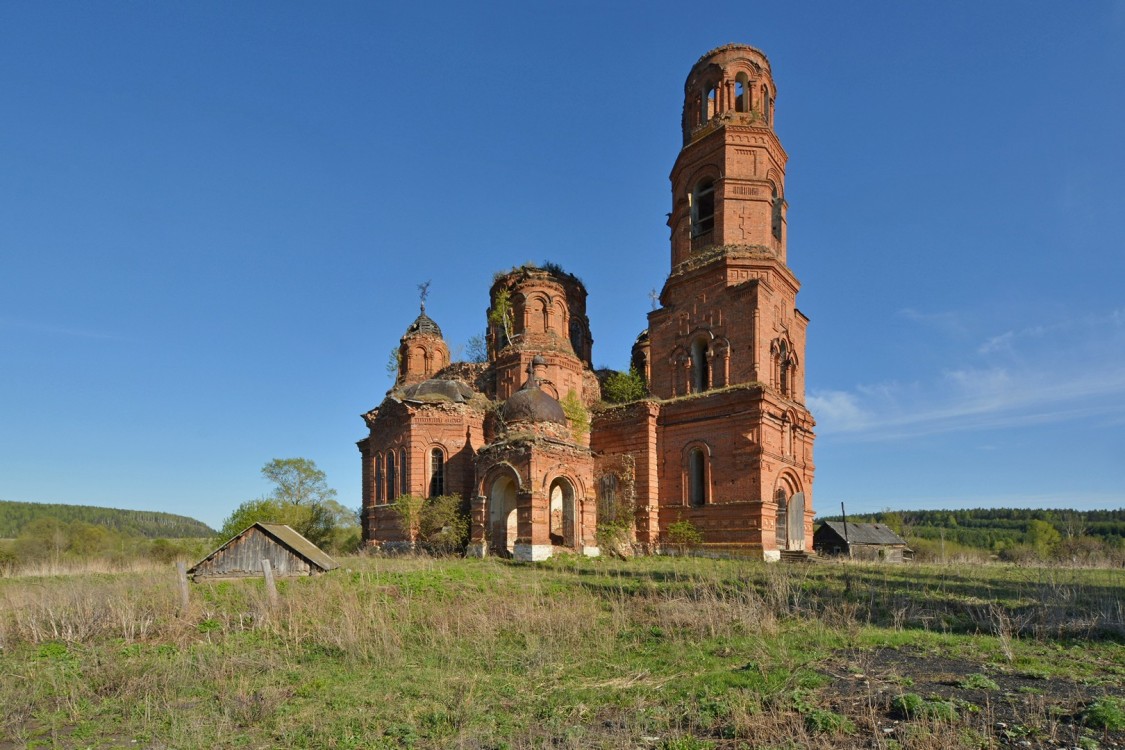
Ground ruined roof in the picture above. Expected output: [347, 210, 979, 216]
[818, 521, 908, 546]
[501, 378, 567, 425]
[401, 378, 475, 404]
[403, 310, 442, 338]
[188, 522, 339, 575]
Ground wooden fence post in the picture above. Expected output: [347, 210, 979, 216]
[261, 559, 279, 609]
[175, 561, 191, 614]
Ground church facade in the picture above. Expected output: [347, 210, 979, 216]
[358, 44, 815, 561]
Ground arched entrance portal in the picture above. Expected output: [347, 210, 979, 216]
[489, 474, 519, 556]
[548, 478, 577, 549]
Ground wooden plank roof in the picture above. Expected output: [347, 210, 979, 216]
[188, 522, 339, 574]
[819, 520, 908, 546]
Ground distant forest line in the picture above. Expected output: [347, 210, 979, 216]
[0, 500, 214, 539]
[819, 507, 1125, 561]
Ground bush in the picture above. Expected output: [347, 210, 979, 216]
[1084, 696, 1125, 731]
[601, 367, 647, 404]
[892, 693, 958, 721]
[667, 520, 703, 550]
[804, 708, 855, 734]
[418, 495, 469, 554]
[393, 495, 469, 554]
[958, 673, 999, 691]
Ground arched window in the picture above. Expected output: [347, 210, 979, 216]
[374, 453, 384, 503]
[761, 85, 770, 124]
[772, 187, 783, 241]
[429, 448, 445, 498]
[690, 337, 709, 392]
[399, 449, 408, 496]
[598, 473, 619, 524]
[735, 73, 750, 112]
[688, 448, 708, 507]
[691, 179, 715, 237]
[385, 452, 396, 501]
[775, 488, 788, 547]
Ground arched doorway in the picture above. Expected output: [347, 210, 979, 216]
[775, 483, 806, 551]
[548, 477, 576, 548]
[489, 474, 518, 556]
[787, 492, 806, 550]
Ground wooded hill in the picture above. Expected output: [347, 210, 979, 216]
[0, 500, 214, 539]
[820, 507, 1125, 550]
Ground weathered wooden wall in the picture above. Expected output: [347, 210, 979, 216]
[193, 527, 312, 578]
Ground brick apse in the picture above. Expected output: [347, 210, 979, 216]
[358, 44, 815, 561]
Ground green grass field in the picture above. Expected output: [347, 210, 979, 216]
[1, 555, 1122, 749]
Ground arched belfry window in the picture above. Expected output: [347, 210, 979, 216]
[688, 447, 708, 507]
[385, 452, 396, 501]
[429, 448, 445, 498]
[773, 339, 797, 397]
[735, 73, 750, 112]
[691, 179, 715, 237]
[703, 85, 717, 122]
[690, 337, 710, 392]
[761, 85, 770, 124]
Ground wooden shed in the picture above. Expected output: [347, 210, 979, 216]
[188, 522, 339, 579]
[813, 521, 914, 562]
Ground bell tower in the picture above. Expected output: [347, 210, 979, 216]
[669, 44, 787, 270]
[649, 44, 807, 405]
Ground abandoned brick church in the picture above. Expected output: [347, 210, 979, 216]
[358, 44, 815, 561]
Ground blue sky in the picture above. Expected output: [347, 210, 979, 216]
[2, 2, 1123, 530]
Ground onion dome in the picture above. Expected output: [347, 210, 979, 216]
[501, 377, 567, 425]
[404, 311, 442, 338]
[401, 378, 474, 404]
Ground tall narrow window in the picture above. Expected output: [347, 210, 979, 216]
[689, 448, 707, 507]
[429, 448, 445, 498]
[598, 474, 619, 524]
[385, 452, 396, 501]
[777, 340, 791, 396]
[704, 86, 717, 121]
[761, 85, 770, 124]
[375, 453, 384, 503]
[691, 180, 715, 237]
[772, 188, 783, 241]
[399, 449, 408, 497]
[691, 337, 709, 392]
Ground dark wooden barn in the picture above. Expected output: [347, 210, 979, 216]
[813, 521, 914, 562]
[188, 522, 339, 579]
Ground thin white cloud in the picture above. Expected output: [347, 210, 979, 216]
[811, 309, 1125, 440]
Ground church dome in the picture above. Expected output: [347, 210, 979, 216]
[401, 378, 474, 404]
[404, 311, 442, 338]
[501, 379, 567, 425]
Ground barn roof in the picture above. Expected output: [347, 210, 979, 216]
[188, 522, 339, 574]
[819, 520, 908, 546]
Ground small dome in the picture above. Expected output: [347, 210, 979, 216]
[401, 379, 473, 404]
[531, 354, 547, 366]
[501, 380, 567, 425]
[404, 311, 442, 338]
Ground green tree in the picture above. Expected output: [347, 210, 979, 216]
[1025, 519, 1061, 558]
[261, 458, 337, 506]
[217, 459, 348, 551]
